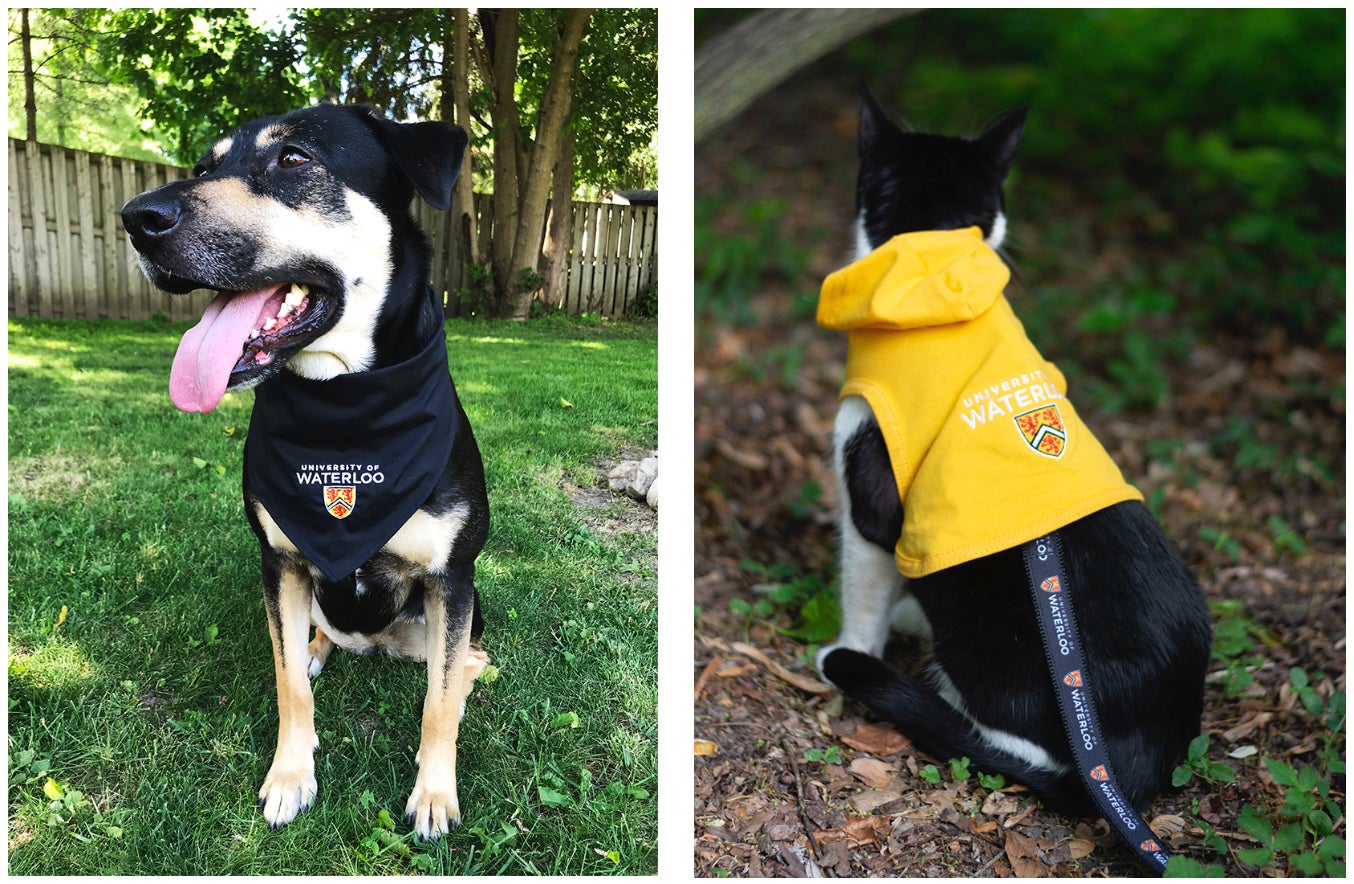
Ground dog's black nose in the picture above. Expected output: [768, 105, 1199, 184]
[121, 193, 182, 240]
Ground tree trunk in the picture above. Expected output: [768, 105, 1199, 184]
[694, 8, 922, 143]
[22, 8, 38, 141]
[480, 8, 522, 313]
[450, 9, 478, 275]
[541, 125, 575, 309]
[507, 8, 590, 320]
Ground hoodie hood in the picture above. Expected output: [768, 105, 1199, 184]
[818, 227, 1010, 332]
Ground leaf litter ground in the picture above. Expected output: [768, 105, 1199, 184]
[694, 67, 1344, 878]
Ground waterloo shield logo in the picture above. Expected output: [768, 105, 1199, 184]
[323, 485, 356, 519]
[1140, 840, 1160, 852]
[1014, 404, 1067, 459]
[1063, 670, 1083, 687]
[1040, 575, 1061, 593]
[1090, 765, 1109, 781]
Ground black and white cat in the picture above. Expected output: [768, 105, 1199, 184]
[816, 89, 1212, 815]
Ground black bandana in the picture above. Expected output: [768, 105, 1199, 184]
[245, 316, 458, 582]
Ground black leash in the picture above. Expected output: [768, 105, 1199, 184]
[1022, 532, 1170, 875]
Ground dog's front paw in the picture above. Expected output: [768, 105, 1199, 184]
[405, 772, 460, 840]
[258, 760, 317, 829]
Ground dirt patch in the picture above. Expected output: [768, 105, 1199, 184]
[10, 456, 96, 503]
[563, 448, 659, 538]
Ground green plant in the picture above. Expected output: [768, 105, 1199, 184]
[1198, 525, 1241, 561]
[629, 281, 658, 319]
[1208, 600, 1271, 696]
[1236, 797, 1345, 876]
[1213, 416, 1283, 473]
[735, 559, 840, 644]
[976, 771, 1007, 791]
[1171, 734, 1236, 787]
[695, 189, 813, 325]
[918, 764, 942, 784]
[803, 745, 843, 765]
[454, 263, 495, 317]
[529, 296, 563, 319]
[788, 480, 822, 520]
[1267, 515, 1308, 556]
[516, 266, 546, 294]
[1165, 855, 1227, 877]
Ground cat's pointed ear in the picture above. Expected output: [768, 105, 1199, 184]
[858, 87, 887, 157]
[977, 108, 1028, 176]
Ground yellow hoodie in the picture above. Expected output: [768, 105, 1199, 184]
[818, 227, 1142, 578]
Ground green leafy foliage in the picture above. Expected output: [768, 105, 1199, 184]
[730, 559, 840, 644]
[1171, 734, 1235, 787]
[849, 9, 1342, 347]
[1207, 600, 1271, 696]
[1175, 671, 1345, 877]
[93, 9, 310, 163]
[695, 188, 815, 325]
[1165, 855, 1226, 878]
[11, 9, 656, 195]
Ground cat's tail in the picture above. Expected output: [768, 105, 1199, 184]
[820, 647, 1092, 814]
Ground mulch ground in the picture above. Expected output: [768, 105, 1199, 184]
[694, 61, 1345, 878]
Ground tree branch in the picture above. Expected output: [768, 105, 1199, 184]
[694, 8, 923, 142]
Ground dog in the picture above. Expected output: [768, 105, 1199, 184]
[121, 103, 490, 839]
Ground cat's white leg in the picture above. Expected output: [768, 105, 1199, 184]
[889, 593, 931, 640]
[817, 396, 906, 677]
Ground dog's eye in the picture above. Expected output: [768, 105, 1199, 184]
[279, 148, 311, 169]
[192, 165, 209, 178]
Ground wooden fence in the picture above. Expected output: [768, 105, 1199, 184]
[7, 138, 658, 321]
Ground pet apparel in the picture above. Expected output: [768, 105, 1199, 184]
[818, 226, 1142, 578]
[245, 292, 459, 581]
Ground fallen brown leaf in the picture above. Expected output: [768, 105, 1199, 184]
[816, 815, 885, 847]
[850, 789, 903, 814]
[1004, 828, 1049, 878]
[713, 437, 769, 470]
[1223, 710, 1273, 742]
[1149, 813, 1187, 836]
[981, 790, 1021, 817]
[847, 756, 895, 789]
[839, 721, 911, 755]
[1067, 838, 1095, 859]
[694, 739, 719, 756]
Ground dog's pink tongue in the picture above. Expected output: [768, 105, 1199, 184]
[169, 287, 278, 413]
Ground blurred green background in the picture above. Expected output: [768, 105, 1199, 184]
[696, 8, 1344, 403]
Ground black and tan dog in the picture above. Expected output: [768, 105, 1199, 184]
[121, 104, 490, 839]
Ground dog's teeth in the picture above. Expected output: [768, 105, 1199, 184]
[263, 318, 277, 331]
[284, 289, 304, 307]
[291, 283, 309, 296]
[278, 304, 293, 318]
[250, 328, 261, 338]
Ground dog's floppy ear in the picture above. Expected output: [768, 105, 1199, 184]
[369, 114, 468, 212]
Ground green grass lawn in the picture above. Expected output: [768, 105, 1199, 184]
[8, 316, 658, 875]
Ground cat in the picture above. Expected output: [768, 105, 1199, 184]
[815, 88, 1212, 817]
